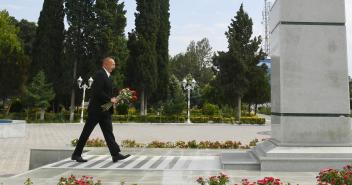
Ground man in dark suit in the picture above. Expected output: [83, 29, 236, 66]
[72, 57, 130, 163]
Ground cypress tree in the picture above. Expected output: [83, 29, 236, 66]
[65, 0, 96, 121]
[154, 0, 171, 103]
[31, 0, 64, 111]
[95, 0, 128, 89]
[126, 0, 160, 115]
[217, 4, 261, 120]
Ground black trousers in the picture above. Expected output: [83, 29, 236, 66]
[72, 113, 121, 157]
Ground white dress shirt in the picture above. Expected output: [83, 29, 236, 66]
[103, 67, 110, 78]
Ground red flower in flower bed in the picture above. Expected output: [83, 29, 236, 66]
[316, 164, 352, 185]
[256, 177, 283, 185]
[58, 175, 101, 185]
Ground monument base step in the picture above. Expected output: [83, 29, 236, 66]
[221, 140, 352, 172]
[220, 152, 260, 170]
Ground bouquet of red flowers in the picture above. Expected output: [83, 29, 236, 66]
[101, 88, 137, 111]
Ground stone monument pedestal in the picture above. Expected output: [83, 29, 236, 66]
[221, 0, 352, 171]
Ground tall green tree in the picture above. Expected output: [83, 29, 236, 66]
[65, 0, 96, 121]
[163, 75, 186, 116]
[216, 4, 261, 120]
[243, 67, 270, 114]
[125, 0, 160, 115]
[153, 0, 171, 103]
[170, 38, 214, 88]
[31, 0, 65, 111]
[0, 10, 29, 113]
[24, 71, 55, 120]
[95, 0, 128, 89]
[10, 18, 37, 57]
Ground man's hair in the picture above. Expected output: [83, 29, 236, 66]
[101, 57, 115, 65]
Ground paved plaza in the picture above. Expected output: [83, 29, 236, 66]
[0, 117, 325, 184]
[1, 148, 316, 185]
[0, 121, 270, 176]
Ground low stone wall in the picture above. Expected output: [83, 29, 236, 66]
[29, 148, 88, 170]
[0, 120, 26, 138]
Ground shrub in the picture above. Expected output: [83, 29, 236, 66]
[116, 104, 129, 115]
[9, 98, 24, 113]
[24, 178, 33, 185]
[163, 75, 186, 116]
[191, 116, 208, 123]
[175, 141, 188, 148]
[220, 105, 236, 117]
[163, 99, 185, 116]
[128, 107, 138, 115]
[191, 108, 203, 116]
[146, 115, 161, 123]
[121, 140, 145, 148]
[202, 103, 220, 116]
[147, 141, 166, 148]
[188, 140, 198, 148]
[249, 138, 259, 147]
[5, 111, 264, 124]
[258, 106, 271, 115]
[112, 115, 128, 122]
[240, 117, 265, 125]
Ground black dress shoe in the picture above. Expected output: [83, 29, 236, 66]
[112, 153, 131, 163]
[71, 155, 88, 162]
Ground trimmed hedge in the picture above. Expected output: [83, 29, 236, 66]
[240, 117, 265, 125]
[112, 115, 265, 124]
[0, 112, 81, 123]
[0, 113, 266, 124]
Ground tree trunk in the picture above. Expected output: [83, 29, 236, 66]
[5, 98, 11, 116]
[145, 96, 148, 115]
[69, 59, 78, 122]
[236, 96, 241, 121]
[248, 104, 251, 115]
[140, 89, 145, 115]
[255, 104, 258, 115]
[40, 108, 45, 120]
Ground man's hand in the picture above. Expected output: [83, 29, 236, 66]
[111, 97, 118, 104]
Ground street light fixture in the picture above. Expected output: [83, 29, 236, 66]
[182, 76, 197, 124]
[77, 76, 93, 124]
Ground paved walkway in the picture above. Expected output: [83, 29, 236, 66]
[1, 148, 317, 185]
[0, 123, 270, 176]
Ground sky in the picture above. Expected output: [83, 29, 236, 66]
[1, 0, 352, 75]
[0, 0, 265, 55]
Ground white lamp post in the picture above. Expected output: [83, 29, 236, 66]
[182, 76, 196, 124]
[77, 76, 93, 124]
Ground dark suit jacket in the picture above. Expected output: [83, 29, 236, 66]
[88, 69, 114, 116]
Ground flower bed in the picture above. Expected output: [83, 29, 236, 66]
[58, 175, 101, 185]
[70, 138, 266, 149]
[23, 175, 101, 185]
[71, 138, 107, 147]
[197, 173, 290, 185]
[317, 164, 352, 185]
[18, 165, 352, 185]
